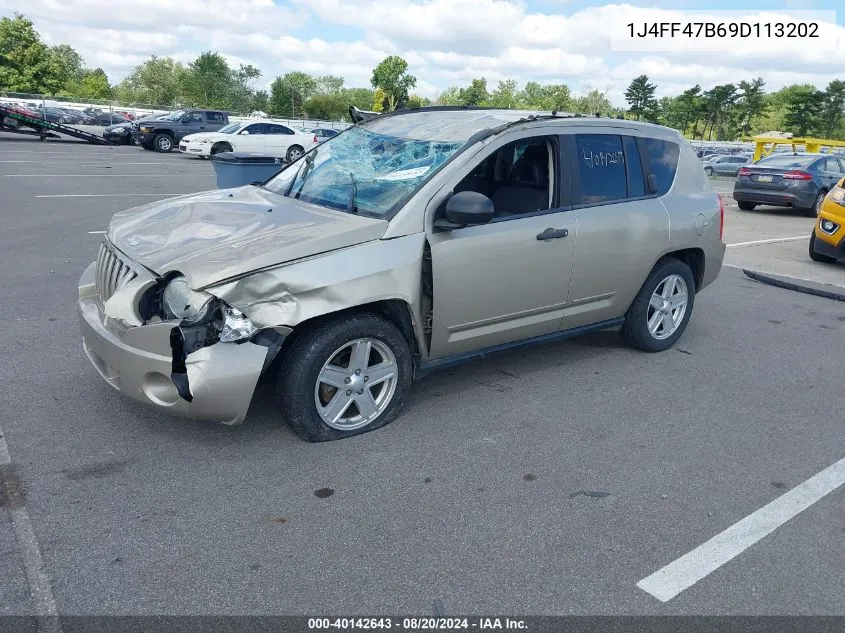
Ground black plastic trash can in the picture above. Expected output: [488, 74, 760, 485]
[210, 152, 287, 189]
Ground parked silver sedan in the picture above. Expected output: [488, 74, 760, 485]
[78, 108, 726, 441]
[703, 154, 752, 176]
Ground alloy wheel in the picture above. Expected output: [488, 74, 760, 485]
[313, 338, 398, 430]
[647, 274, 689, 340]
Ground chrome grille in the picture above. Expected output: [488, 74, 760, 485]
[95, 241, 137, 303]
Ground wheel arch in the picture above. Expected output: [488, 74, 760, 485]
[653, 247, 705, 292]
[266, 299, 423, 380]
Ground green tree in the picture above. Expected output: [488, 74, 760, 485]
[819, 80, 845, 139]
[574, 85, 614, 117]
[404, 94, 431, 109]
[68, 68, 112, 100]
[115, 55, 186, 106]
[304, 92, 348, 120]
[675, 85, 703, 137]
[269, 71, 317, 117]
[182, 51, 231, 108]
[370, 55, 417, 111]
[518, 82, 573, 111]
[625, 74, 657, 121]
[458, 78, 488, 106]
[343, 87, 375, 112]
[736, 78, 767, 137]
[50, 43, 84, 89]
[436, 86, 461, 105]
[316, 75, 345, 95]
[783, 84, 823, 136]
[228, 63, 261, 113]
[0, 13, 61, 93]
[701, 84, 738, 140]
[487, 79, 518, 108]
[250, 90, 269, 113]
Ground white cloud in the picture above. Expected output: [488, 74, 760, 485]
[1, 0, 843, 106]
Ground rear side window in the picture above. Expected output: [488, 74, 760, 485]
[574, 134, 627, 204]
[639, 138, 680, 196]
[266, 124, 295, 135]
[206, 112, 224, 124]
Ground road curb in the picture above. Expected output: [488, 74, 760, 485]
[743, 269, 845, 302]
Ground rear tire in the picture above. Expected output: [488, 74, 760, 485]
[809, 190, 827, 217]
[276, 313, 413, 442]
[809, 232, 836, 264]
[737, 201, 756, 211]
[286, 145, 304, 162]
[153, 133, 174, 153]
[621, 258, 696, 353]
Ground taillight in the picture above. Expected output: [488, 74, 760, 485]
[737, 167, 751, 177]
[783, 170, 812, 180]
[718, 194, 725, 241]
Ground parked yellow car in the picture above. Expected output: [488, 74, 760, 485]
[810, 177, 845, 264]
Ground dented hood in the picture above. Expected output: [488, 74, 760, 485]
[107, 186, 388, 288]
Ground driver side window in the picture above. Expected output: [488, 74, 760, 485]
[452, 136, 557, 220]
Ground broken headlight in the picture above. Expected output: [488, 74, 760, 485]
[162, 276, 215, 325]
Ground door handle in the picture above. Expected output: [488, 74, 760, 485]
[536, 228, 569, 241]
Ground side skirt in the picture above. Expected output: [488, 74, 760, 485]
[416, 317, 625, 377]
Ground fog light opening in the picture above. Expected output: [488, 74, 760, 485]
[820, 219, 840, 235]
[142, 372, 180, 406]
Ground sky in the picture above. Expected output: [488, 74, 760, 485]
[1, 0, 844, 106]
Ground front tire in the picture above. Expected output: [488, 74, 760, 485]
[153, 133, 174, 153]
[809, 232, 836, 264]
[704, 166, 714, 176]
[737, 201, 756, 211]
[210, 142, 232, 156]
[276, 313, 413, 442]
[621, 258, 696, 353]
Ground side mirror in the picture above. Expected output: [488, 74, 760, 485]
[240, 130, 249, 135]
[434, 191, 495, 230]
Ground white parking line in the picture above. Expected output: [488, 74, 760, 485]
[726, 236, 807, 248]
[38, 194, 183, 198]
[88, 230, 106, 234]
[637, 455, 845, 602]
[0, 428, 60, 622]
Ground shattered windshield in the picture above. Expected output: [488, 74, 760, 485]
[263, 126, 465, 218]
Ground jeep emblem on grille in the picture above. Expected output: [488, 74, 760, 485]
[127, 236, 141, 247]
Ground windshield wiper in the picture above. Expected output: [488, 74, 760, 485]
[284, 148, 316, 197]
[292, 149, 318, 199]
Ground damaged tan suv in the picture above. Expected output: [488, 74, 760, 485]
[78, 108, 725, 441]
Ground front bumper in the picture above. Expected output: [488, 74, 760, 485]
[179, 141, 210, 156]
[813, 205, 845, 261]
[78, 262, 268, 425]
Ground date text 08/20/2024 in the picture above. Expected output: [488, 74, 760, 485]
[307, 618, 528, 630]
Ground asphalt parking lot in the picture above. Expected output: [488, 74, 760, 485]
[1, 133, 844, 617]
